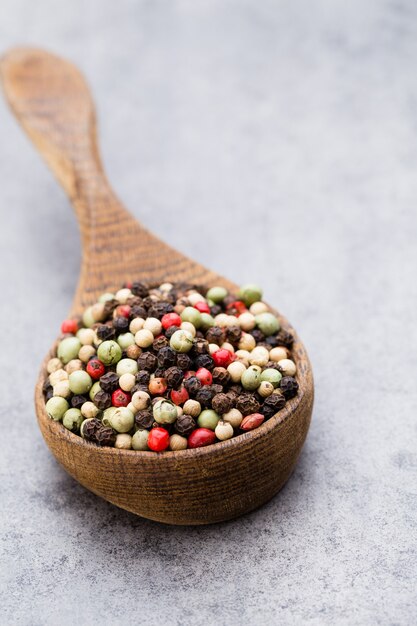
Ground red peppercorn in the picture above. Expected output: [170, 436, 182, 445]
[188, 428, 217, 449]
[240, 413, 265, 431]
[194, 301, 210, 314]
[61, 319, 78, 334]
[212, 349, 234, 367]
[111, 388, 131, 407]
[195, 367, 213, 386]
[161, 312, 182, 330]
[227, 300, 247, 315]
[115, 304, 131, 318]
[171, 386, 189, 405]
[183, 370, 196, 380]
[148, 427, 170, 452]
[86, 358, 106, 380]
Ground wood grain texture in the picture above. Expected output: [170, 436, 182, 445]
[2, 47, 314, 524]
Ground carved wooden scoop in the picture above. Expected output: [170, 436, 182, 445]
[1, 47, 313, 525]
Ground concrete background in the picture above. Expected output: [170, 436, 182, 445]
[0, 1, 416, 624]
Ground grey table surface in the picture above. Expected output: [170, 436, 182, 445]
[0, 1, 416, 625]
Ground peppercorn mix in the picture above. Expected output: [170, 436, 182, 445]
[43, 282, 299, 452]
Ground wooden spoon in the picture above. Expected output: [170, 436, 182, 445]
[0, 47, 313, 525]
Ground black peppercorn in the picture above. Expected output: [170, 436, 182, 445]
[148, 301, 174, 319]
[184, 376, 202, 395]
[142, 296, 155, 310]
[265, 336, 279, 348]
[212, 367, 231, 386]
[279, 376, 299, 399]
[113, 316, 129, 332]
[194, 354, 214, 371]
[153, 336, 169, 352]
[165, 366, 183, 389]
[96, 324, 115, 341]
[131, 384, 150, 395]
[236, 393, 261, 416]
[265, 361, 281, 371]
[158, 346, 177, 368]
[135, 370, 151, 386]
[93, 390, 112, 410]
[211, 393, 233, 415]
[131, 305, 147, 319]
[192, 338, 209, 355]
[126, 296, 143, 307]
[137, 352, 158, 372]
[102, 299, 119, 319]
[205, 326, 226, 346]
[210, 305, 222, 317]
[135, 410, 154, 429]
[153, 368, 166, 379]
[176, 353, 192, 371]
[226, 325, 242, 346]
[196, 386, 216, 407]
[82, 418, 102, 442]
[211, 384, 223, 395]
[95, 426, 117, 447]
[99, 372, 119, 393]
[223, 294, 236, 307]
[164, 326, 178, 339]
[131, 281, 149, 298]
[71, 395, 88, 409]
[43, 384, 54, 401]
[174, 414, 196, 437]
[261, 392, 286, 418]
[275, 329, 294, 348]
[250, 329, 265, 343]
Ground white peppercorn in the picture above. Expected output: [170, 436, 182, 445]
[222, 408, 243, 428]
[278, 358, 297, 377]
[269, 347, 288, 362]
[115, 433, 132, 449]
[227, 361, 247, 383]
[47, 357, 62, 374]
[215, 420, 234, 441]
[132, 429, 149, 451]
[81, 401, 99, 418]
[182, 399, 201, 417]
[119, 373, 136, 392]
[135, 329, 154, 348]
[169, 434, 188, 450]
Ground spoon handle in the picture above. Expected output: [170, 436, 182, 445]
[0, 48, 216, 308]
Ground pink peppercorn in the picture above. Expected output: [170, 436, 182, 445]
[148, 427, 170, 452]
[61, 319, 78, 334]
[212, 349, 234, 367]
[111, 388, 131, 407]
[188, 428, 217, 448]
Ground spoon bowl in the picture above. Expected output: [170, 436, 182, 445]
[1, 48, 313, 524]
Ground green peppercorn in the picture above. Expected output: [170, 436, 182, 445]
[89, 381, 102, 401]
[68, 370, 93, 395]
[108, 407, 134, 433]
[241, 365, 262, 390]
[169, 329, 194, 353]
[200, 313, 215, 329]
[132, 429, 149, 451]
[99, 292, 115, 303]
[116, 358, 138, 376]
[97, 340, 122, 365]
[82, 306, 96, 328]
[181, 306, 202, 328]
[117, 332, 136, 349]
[57, 337, 82, 364]
[197, 409, 220, 430]
[153, 399, 178, 424]
[102, 406, 117, 427]
[237, 284, 263, 306]
[206, 286, 228, 303]
[255, 312, 280, 336]
[45, 396, 69, 421]
[62, 408, 83, 432]
[260, 368, 282, 387]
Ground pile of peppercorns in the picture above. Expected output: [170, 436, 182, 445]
[43, 282, 299, 452]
